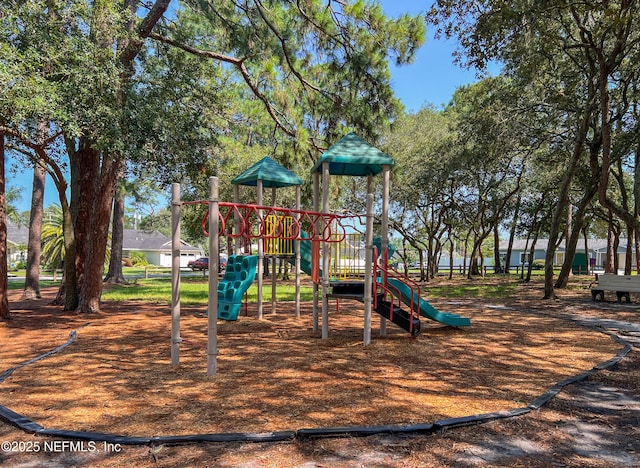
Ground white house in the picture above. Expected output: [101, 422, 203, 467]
[122, 229, 202, 267]
[6, 221, 29, 266]
[499, 238, 636, 272]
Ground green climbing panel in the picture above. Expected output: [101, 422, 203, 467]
[217, 255, 258, 320]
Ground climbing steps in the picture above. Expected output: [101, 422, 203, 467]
[374, 298, 422, 336]
[217, 255, 258, 320]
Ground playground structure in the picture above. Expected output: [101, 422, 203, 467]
[171, 133, 470, 375]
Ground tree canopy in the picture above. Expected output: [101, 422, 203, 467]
[1, 0, 426, 313]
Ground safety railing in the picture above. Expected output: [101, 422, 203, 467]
[373, 250, 421, 336]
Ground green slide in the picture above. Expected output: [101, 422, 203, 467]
[386, 277, 471, 327]
[296, 234, 314, 276]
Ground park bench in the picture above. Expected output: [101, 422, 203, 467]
[589, 273, 640, 303]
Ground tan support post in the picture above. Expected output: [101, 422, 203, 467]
[363, 192, 374, 345]
[171, 183, 181, 365]
[312, 171, 320, 333]
[257, 179, 264, 319]
[321, 162, 330, 339]
[295, 185, 301, 318]
[207, 177, 219, 376]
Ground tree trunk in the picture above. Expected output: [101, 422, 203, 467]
[605, 213, 616, 273]
[493, 224, 502, 274]
[635, 229, 640, 274]
[447, 236, 454, 280]
[555, 185, 597, 288]
[468, 239, 481, 278]
[504, 193, 521, 275]
[418, 250, 427, 282]
[462, 231, 470, 276]
[74, 145, 120, 313]
[544, 111, 592, 298]
[565, 202, 572, 258]
[0, 131, 10, 320]
[53, 136, 81, 309]
[597, 63, 640, 233]
[613, 228, 620, 274]
[525, 231, 540, 283]
[625, 225, 633, 275]
[520, 235, 530, 281]
[104, 179, 127, 284]
[635, 128, 640, 273]
[426, 233, 442, 280]
[60, 199, 78, 309]
[584, 228, 591, 275]
[23, 161, 46, 299]
[280, 257, 289, 280]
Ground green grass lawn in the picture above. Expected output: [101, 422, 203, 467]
[8, 279, 61, 290]
[424, 281, 519, 299]
[8, 268, 593, 304]
[102, 277, 315, 305]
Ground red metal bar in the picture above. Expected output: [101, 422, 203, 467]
[198, 201, 358, 244]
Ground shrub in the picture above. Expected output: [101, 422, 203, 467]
[532, 259, 545, 270]
[129, 251, 149, 266]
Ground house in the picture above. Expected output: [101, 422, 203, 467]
[6, 221, 29, 266]
[122, 229, 202, 268]
[499, 238, 636, 272]
[5, 221, 203, 268]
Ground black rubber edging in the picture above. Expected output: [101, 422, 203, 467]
[527, 370, 597, 410]
[0, 405, 44, 434]
[433, 407, 532, 432]
[0, 318, 635, 444]
[34, 429, 296, 445]
[0, 330, 77, 385]
[297, 422, 435, 439]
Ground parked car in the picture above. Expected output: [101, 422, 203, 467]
[190, 257, 209, 271]
[188, 256, 228, 271]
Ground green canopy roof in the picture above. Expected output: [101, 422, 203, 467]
[311, 132, 394, 176]
[231, 156, 303, 188]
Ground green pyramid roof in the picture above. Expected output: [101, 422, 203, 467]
[311, 132, 394, 176]
[232, 156, 303, 188]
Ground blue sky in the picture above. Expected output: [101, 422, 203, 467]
[380, 1, 490, 111]
[7, 1, 488, 213]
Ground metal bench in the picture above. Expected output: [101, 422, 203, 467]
[589, 273, 640, 303]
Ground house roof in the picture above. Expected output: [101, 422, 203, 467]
[6, 221, 29, 245]
[123, 229, 201, 252]
[231, 156, 303, 188]
[311, 132, 394, 176]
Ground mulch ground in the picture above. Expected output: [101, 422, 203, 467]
[1, 276, 639, 467]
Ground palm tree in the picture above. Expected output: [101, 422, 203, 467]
[41, 204, 65, 270]
[42, 204, 111, 271]
[5, 186, 26, 226]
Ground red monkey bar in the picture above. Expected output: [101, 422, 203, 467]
[195, 201, 361, 243]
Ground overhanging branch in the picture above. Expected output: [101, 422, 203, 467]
[147, 32, 297, 138]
